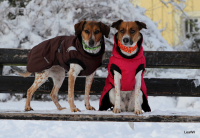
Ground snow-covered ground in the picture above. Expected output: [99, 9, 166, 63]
[0, 97, 200, 138]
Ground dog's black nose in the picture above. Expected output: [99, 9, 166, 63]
[123, 38, 129, 43]
[130, 39, 133, 45]
[89, 39, 94, 46]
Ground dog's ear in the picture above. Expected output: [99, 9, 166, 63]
[111, 19, 123, 30]
[74, 21, 86, 35]
[99, 22, 110, 38]
[135, 21, 147, 30]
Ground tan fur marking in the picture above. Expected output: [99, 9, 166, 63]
[49, 66, 66, 110]
[25, 70, 49, 111]
[50, 86, 66, 110]
[117, 22, 141, 45]
[84, 71, 96, 110]
[19, 72, 32, 77]
[68, 68, 76, 110]
[67, 64, 82, 112]
[81, 21, 102, 45]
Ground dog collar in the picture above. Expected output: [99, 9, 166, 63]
[118, 40, 137, 54]
[82, 40, 101, 50]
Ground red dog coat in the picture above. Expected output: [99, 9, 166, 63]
[99, 33, 151, 112]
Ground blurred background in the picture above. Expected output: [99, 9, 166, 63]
[1, 0, 200, 50]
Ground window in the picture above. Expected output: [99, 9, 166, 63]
[184, 18, 200, 38]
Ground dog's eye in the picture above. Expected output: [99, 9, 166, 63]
[120, 30, 124, 33]
[94, 30, 100, 34]
[130, 30, 135, 34]
[84, 30, 90, 34]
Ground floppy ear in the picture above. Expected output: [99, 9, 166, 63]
[74, 21, 86, 35]
[99, 22, 110, 38]
[135, 21, 147, 30]
[111, 19, 123, 30]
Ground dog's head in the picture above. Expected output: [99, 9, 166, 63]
[74, 21, 110, 48]
[111, 20, 146, 47]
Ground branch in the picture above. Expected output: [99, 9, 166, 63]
[160, 0, 188, 18]
[160, 0, 169, 8]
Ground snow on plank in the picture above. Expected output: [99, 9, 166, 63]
[1, 110, 200, 122]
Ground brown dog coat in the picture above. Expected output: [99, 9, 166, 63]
[27, 35, 105, 76]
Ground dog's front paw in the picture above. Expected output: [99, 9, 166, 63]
[113, 107, 121, 113]
[58, 107, 67, 111]
[25, 106, 33, 111]
[134, 109, 143, 115]
[85, 105, 96, 110]
[70, 107, 81, 112]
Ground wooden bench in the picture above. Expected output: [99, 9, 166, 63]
[0, 48, 200, 122]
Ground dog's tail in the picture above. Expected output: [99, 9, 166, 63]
[10, 66, 32, 77]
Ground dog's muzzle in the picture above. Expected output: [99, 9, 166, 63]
[122, 37, 134, 45]
[89, 39, 95, 47]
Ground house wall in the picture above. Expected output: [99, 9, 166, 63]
[131, 0, 200, 46]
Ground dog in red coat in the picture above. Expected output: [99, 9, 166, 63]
[99, 20, 151, 114]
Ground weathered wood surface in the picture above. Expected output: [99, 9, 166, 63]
[0, 76, 200, 96]
[0, 48, 30, 66]
[1, 48, 200, 68]
[0, 112, 200, 122]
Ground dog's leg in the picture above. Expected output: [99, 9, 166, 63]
[113, 70, 121, 113]
[84, 71, 96, 110]
[129, 70, 143, 115]
[25, 70, 49, 111]
[68, 63, 83, 112]
[49, 66, 66, 110]
[109, 88, 115, 105]
[134, 70, 143, 115]
[109, 88, 126, 111]
[128, 89, 143, 112]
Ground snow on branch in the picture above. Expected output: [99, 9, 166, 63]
[160, 0, 187, 17]
[0, 0, 172, 51]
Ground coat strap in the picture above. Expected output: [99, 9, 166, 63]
[58, 40, 64, 53]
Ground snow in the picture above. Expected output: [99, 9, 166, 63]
[0, 93, 10, 101]
[1, 98, 200, 138]
[0, 0, 172, 51]
[0, 0, 200, 137]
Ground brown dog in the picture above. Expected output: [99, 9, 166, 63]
[99, 20, 151, 115]
[11, 21, 110, 112]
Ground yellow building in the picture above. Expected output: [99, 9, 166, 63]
[130, 0, 200, 46]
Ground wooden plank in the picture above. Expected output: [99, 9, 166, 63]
[144, 51, 200, 69]
[0, 76, 200, 96]
[0, 48, 29, 65]
[103, 51, 200, 69]
[0, 65, 3, 76]
[0, 112, 200, 122]
[1, 48, 200, 68]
